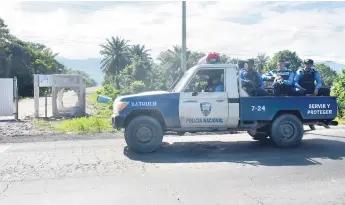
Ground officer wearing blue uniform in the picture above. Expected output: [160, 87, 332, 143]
[240, 59, 268, 96]
[262, 59, 296, 96]
[213, 75, 224, 92]
[294, 59, 330, 96]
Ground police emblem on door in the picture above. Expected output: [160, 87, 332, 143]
[200, 102, 212, 116]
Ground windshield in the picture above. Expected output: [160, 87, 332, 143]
[172, 67, 195, 92]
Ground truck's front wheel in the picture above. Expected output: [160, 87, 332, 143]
[270, 114, 304, 148]
[124, 116, 163, 153]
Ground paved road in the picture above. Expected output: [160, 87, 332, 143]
[1, 127, 345, 205]
[18, 86, 100, 119]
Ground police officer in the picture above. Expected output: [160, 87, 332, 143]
[240, 59, 268, 96]
[238, 60, 246, 70]
[213, 75, 224, 92]
[205, 72, 224, 92]
[262, 59, 296, 96]
[294, 59, 330, 96]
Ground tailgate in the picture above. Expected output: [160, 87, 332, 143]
[240, 96, 337, 121]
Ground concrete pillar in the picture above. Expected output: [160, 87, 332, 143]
[51, 75, 58, 117]
[34, 74, 39, 118]
[79, 75, 86, 116]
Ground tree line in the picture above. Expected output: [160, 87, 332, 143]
[99, 36, 339, 91]
[0, 18, 97, 97]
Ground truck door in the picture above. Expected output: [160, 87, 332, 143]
[179, 68, 228, 128]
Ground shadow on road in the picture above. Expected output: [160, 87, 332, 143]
[124, 138, 345, 167]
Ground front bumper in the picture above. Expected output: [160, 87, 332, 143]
[112, 115, 125, 128]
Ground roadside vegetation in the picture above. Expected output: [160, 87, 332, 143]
[54, 116, 113, 134]
[33, 117, 115, 134]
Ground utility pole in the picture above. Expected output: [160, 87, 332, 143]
[181, 1, 187, 74]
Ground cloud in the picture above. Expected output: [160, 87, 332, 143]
[1, 1, 345, 63]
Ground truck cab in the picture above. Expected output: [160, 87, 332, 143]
[173, 64, 242, 129]
[109, 63, 338, 153]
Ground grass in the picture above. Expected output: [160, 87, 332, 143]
[54, 116, 115, 134]
[34, 116, 116, 134]
[33, 120, 55, 130]
[88, 91, 99, 104]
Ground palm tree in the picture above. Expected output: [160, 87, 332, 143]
[128, 45, 153, 84]
[99, 36, 130, 89]
[255, 53, 269, 73]
[157, 45, 202, 73]
[130, 44, 151, 60]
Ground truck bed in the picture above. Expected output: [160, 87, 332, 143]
[239, 96, 337, 121]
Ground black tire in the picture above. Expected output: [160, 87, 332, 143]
[247, 130, 269, 141]
[270, 114, 304, 148]
[124, 116, 163, 153]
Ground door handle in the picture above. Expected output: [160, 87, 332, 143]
[216, 99, 224, 102]
[183, 100, 197, 103]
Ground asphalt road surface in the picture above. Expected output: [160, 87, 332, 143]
[1, 127, 345, 205]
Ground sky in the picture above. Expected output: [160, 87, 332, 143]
[1, 1, 345, 63]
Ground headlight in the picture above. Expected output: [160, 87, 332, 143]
[113, 101, 129, 115]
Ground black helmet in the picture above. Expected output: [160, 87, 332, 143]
[303, 59, 314, 65]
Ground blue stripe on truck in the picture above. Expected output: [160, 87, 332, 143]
[240, 96, 337, 121]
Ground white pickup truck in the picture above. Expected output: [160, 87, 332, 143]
[102, 63, 338, 153]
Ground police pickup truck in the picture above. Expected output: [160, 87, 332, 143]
[107, 63, 338, 153]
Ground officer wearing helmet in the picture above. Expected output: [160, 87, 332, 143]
[262, 59, 296, 96]
[240, 59, 268, 96]
[294, 59, 330, 96]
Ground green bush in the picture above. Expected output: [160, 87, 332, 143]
[121, 80, 146, 95]
[89, 84, 120, 112]
[331, 69, 345, 118]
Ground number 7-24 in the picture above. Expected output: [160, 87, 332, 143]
[251, 106, 266, 111]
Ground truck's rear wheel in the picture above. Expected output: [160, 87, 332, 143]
[124, 116, 163, 153]
[270, 114, 304, 148]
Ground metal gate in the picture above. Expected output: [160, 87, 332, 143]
[0, 78, 17, 117]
